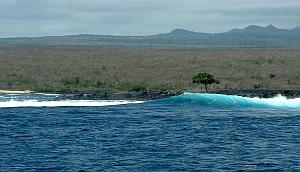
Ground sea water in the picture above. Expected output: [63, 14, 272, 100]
[1, 93, 300, 171]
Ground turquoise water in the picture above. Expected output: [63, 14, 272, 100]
[1, 93, 300, 171]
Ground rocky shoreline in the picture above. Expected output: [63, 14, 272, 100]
[57, 90, 183, 101]
[1, 89, 298, 100]
[213, 90, 300, 99]
[54, 89, 300, 101]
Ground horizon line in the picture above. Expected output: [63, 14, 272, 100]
[0, 24, 299, 39]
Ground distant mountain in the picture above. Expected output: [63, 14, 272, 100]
[158, 29, 210, 37]
[1, 25, 300, 48]
[228, 25, 271, 33]
[225, 25, 290, 36]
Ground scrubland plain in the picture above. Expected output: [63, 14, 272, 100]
[0, 46, 299, 92]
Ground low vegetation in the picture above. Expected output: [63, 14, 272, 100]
[0, 46, 299, 92]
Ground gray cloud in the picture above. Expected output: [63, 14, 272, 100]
[0, 0, 299, 37]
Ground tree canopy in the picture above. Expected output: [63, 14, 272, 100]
[192, 72, 220, 92]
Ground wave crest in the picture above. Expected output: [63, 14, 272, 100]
[161, 92, 300, 109]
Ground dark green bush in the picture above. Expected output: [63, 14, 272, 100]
[63, 77, 95, 90]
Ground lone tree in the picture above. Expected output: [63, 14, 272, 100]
[192, 72, 220, 92]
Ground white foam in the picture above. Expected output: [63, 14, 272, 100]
[0, 90, 32, 94]
[179, 93, 300, 109]
[34, 93, 61, 96]
[251, 95, 300, 108]
[0, 99, 144, 108]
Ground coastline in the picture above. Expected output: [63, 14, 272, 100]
[56, 90, 183, 101]
[54, 89, 300, 100]
[49, 89, 300, 100]
[1, 89, 300, 100]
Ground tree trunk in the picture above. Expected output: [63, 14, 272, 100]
[204, 84, 208, 92]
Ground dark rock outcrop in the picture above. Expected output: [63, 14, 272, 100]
[58, 90, 183, 101]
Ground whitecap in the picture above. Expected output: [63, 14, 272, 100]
[0, 99, 144, 108]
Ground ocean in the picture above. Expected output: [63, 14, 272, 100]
[1, 93, 300, 171]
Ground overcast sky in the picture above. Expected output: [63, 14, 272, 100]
[0, 0, 300, 37]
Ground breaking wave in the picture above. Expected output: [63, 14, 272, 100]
[1, 92, 300, 109]
[160, 92, 300, 109]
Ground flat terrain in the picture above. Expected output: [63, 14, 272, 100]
[0, 46, 299, 92]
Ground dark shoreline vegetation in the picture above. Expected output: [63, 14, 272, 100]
[0, 45, 299, 100]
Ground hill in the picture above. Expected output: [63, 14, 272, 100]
[0, 25, 300, 47]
